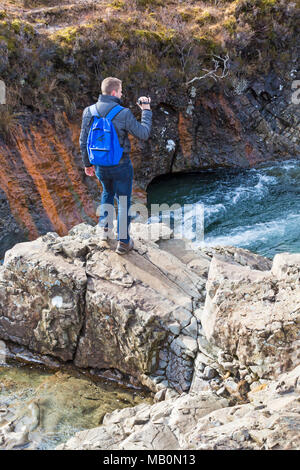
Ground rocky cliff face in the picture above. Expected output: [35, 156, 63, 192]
[135, 75, 300, 187]
[0, 222, 299, 449]
[1, 76, 299, 257]
[0, 0, 299, 254]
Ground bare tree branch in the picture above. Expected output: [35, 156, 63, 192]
[186, 53, 230, 85]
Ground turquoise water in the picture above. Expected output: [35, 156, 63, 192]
[147, 158, 300, 259]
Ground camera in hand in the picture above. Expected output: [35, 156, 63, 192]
[138, 97, 150, 105]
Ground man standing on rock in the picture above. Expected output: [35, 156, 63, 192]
[79, 77, 152, 254]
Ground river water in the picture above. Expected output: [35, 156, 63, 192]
[147, 158, 300, 259]
[0, 358, 152, 450]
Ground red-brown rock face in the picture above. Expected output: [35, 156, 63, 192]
[0, 84, 299, 254]
[0, 112, 98, 248]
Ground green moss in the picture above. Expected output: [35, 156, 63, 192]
[135, 0, 164, 7]
[260, 0, 278, 7]
[223, 16, 237, 34]
[51, 26, 78, 45]
[0, 18, 34, 42]
[179, 7, 199, 22]
[24, 23, 35, 35]
[108, 0, 125, 9]
[0, 34, 16, 52]
[179, 6, 214, 23]
[179, 10, 192, 22]
[0, 11, 7, 20]
[236, 0, 279, 14]
[134, 28, 176, 44]
[11, 19, 21, 34]
[195, 11, 215, 25]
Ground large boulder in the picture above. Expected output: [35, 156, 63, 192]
[201, 252, 300, 379]
[0, 236, 86, 361]
[0, 223, 206, 393]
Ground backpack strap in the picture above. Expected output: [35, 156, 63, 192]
[105, 105, 124, 121]
[89, 103, 100, 117]
[89, 103, 124, 120]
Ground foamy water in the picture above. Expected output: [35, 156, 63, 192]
[147, 158, 300, 258]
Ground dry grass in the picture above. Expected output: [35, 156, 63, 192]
[0, 107, 19, 141]
[0, 0, 297, 118]
[0, 87, 23, 142]
[1, 0, 76, 8]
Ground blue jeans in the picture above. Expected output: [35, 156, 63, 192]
[94, 158, 133, 243]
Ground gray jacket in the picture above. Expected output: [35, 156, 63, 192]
[79, 94, 152, 167]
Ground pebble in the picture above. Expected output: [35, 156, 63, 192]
[154, 389, 167, 403]
[203, 366, 216, 380]
[216, 386, 226, 396]
[232, 429, 250, 442]
[239, 369, 248, 379]
[224, 378, 238, 394]
[165, 389, 180, 400]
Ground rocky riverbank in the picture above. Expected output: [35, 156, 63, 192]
[0, 221, 299, 449]
[57, 365, 300, 450]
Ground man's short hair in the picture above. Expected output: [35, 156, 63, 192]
[101, 77, 122, 95]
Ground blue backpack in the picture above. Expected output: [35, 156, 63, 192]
[87, 103, 124, 166]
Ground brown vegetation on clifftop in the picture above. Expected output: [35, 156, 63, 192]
[0, 0, 298, 138]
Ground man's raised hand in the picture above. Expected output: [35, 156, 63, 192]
[85, 166, 95, 176]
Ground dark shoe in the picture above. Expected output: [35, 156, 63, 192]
[115, 239, 134, 255]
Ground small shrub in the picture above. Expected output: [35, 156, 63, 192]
[22, 0, 56, 7]
[50, 26, 78, 46]
[223, 16, 237, 34]
[193, 34, 220, 54]
[11, 19, 21, 34]
[236, 0, 279, 15]
[135, 0, 165, 8]
[0, 106, 19, 142]
[195, 10, 216, 26]
[108, 0, 126, 9]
